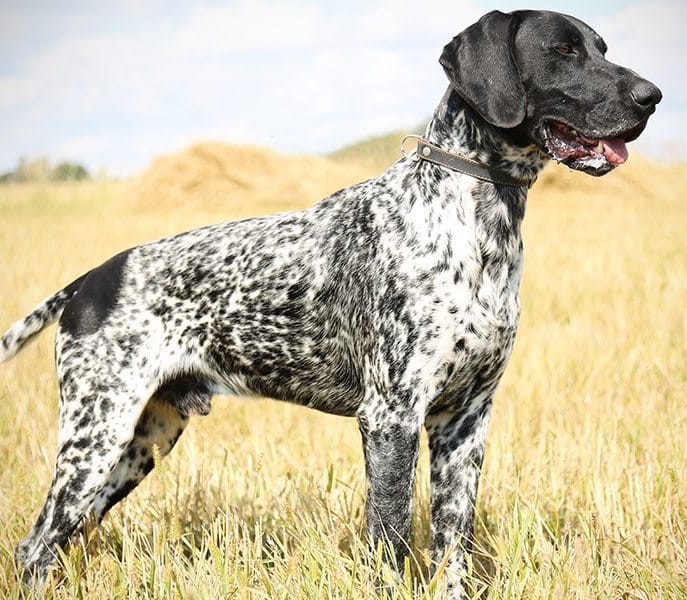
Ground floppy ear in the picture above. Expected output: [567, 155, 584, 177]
[439, 10, 525, 128]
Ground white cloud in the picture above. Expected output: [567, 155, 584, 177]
[357, 0, 480, 44]
[0, 0, 469, 174]
[172, 1, 328, 54]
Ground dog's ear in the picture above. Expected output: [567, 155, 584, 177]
[439, 10, 525, 129]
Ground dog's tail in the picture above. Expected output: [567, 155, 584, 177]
[0, 273, 89, 363]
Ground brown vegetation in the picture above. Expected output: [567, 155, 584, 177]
[0, 138, 685, 598]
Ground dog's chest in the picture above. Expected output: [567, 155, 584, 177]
[459, 250, 522, 364]
[399, 183, 526, 406]
[451, 242, 521, 372]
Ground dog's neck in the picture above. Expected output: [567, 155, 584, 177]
[424, 86, 547, 186]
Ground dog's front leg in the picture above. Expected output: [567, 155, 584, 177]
[425, 399, 492, 599]
[357, 406, 421, 570]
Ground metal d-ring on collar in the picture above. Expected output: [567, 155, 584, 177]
[400, 134, 530, 188]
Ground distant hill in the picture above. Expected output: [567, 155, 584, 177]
[328, 130, 410, 172]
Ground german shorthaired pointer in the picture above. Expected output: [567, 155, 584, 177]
[1, 9, 660, 597]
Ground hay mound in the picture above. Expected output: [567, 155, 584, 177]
[532, 156, 686, 203]
[131, 142, 371, 216]
[130, 139, 685, 218]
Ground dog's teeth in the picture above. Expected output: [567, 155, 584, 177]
[595, 141, 603, 153]
[571, 128, 579, 136]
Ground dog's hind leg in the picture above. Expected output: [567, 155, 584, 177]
[15, 360, 154, 583]
[91, 395, 190, 520]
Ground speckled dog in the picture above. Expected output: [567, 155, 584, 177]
[1, 9, 660, 596]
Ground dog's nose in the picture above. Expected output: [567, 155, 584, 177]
[631, 80, 662, 108]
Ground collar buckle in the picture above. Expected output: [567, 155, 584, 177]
[400, 134, 423, 161]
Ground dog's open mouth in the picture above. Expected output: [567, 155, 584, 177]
[543, 121, 630, 171]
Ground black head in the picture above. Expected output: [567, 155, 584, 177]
[440, 10, 662, 175]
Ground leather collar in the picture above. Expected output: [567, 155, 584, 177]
[402, 135, 531, 188]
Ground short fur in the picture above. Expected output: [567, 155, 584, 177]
[1, 10, 660, 597]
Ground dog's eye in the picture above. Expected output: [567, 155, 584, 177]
[555, 44, 575, 56]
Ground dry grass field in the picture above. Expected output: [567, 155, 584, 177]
[0, 141, 685, 599]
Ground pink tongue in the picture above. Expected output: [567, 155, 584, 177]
[601, 138, 628, 165]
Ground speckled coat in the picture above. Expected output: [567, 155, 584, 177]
[1, 8, 662, 597]
[1, 86, 543, 593]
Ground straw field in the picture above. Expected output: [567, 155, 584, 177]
[0, 140, 685, 599]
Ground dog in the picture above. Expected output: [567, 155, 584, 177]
[1, 9, 660, 597]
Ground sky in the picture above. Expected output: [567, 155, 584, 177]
[1, 0, 685, 176]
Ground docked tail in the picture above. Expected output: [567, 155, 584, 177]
[0, 273, 89, 363]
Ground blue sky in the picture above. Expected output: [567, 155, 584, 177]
[1, 0, 684, 176]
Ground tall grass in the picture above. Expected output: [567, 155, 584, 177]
[0, 147, 685, 598]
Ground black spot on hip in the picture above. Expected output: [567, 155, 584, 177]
[60, 249, 131, 337]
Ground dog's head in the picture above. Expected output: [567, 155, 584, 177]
[440, 10, 662, 175]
